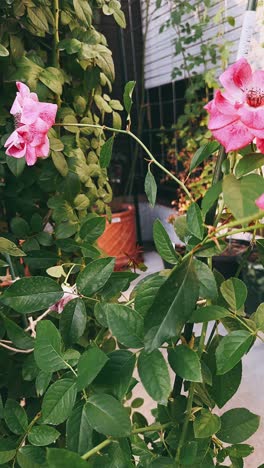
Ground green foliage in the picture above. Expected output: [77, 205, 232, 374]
[0, 2, 263, 466]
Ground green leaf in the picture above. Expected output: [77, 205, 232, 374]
[113, 7, 126, 28]
[93, 350, 136, 400]
[106, 304, 144, 348]
[24, 250, 58, 270]
[76, 257, 115, 296]
[144, 169, 157, 208]
[59, 298, 87, 347]
[220, 278, 247, 310]
[28, 425, 60, 446]
[153, 219, 179, 265]
[3, 316, 34, 350]
[73, 0, 92, 26]
[86, 394, 131, 438]
[218, 408, 260, 443]
[0, 439, 16, 464]
[190, 305, 230, 323]
[100, 136, 115, 168]
[138, 349, 171, 403]
[144, 258, 199, 352]
[210, 361, 242, 408]
[59, 38, 82, 54]
[77, 347, 108, 390]
[174, 215, 188, 243]
[0, 43, 9, 57]
[190, 141, 220, 172]
[1, 277, 63, 314]
[168, 345, 202, 382]
[17, 445, 47, 467]
[216, 331, 253, 375]
[52, 151, 68, 177]
[6, 156, 26, 177]
[10, 217, 30, 237]
[27, 6, 49, 32]
[34, 321, 67, 372]
[123, 81, 136, 120]
[47, 448, 88, 468]
[39, 67, 64, 95]
[100, 271, 138, 301]
[79, 216, 106, 242]
[226, 444, 254, 458]
[0, 237, 25, 257]
[223, 173, 264, 219]
[61, 171, 81, 202]
[66, 402, 93, 455]
[187, 203, 204, 240]
[201, 181, 222, 215]
[42, 379, 77, 425]
[134, 273, 166, 317]
[251, 303, 264, 332]
[235, 153, 264, 178]
[194, 259, 218, 300]
[194, 409, 221, 438]
[36, 371, 52, 397]
[4, 399, 28, 435]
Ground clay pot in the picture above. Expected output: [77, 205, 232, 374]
[97, 203, 139, 270]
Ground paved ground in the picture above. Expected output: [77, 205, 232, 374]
[129, 250, 264, 468]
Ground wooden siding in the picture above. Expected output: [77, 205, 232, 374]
[141, 0, 264, 89]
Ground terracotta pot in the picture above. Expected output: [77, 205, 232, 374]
[97, 203, 140, 270]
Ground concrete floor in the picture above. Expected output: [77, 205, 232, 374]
[128, 250, 264, 468]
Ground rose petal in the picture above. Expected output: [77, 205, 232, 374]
[214, 90, 241, 116]
[205, 98, 238, 130]
[256, 138, 264, 153]
[16, 82, 30, 98]
[250, 70, 264, 91]
[239, 105, 264, 131]
[36, 135, 50, 157]
[256, 193, 264, 210]
[38, 102, 58, 128]
[25, 145, 37, 166]
[20, 97, 41, 125]
[219, 58, 251, 100]
[211, 120, 254, 152]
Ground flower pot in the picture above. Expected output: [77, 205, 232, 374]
[97, 203, 140, 270]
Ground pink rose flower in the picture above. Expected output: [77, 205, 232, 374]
[256, 194, 264, 210]
[205, 58, 264, 152]
[4, 82, 57, 166]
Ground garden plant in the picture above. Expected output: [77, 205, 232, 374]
[1, 2, 264, 468]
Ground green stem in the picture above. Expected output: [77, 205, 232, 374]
[4, 254, 16, 280]
[54, 123, 193, 201]
[81, 423, 170, 461]
[12, 412, 41, 467]
[175, 323, 208, 464]
[52, 0, 61, 108]
[175, 383, 195, 464]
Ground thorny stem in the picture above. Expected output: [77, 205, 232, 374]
[81, 423, 171, 460]
[0, 341, 33, 353]
[175, 322, 208, 464]
[12, 412, 41, 467]
[54, 123, 193, 201]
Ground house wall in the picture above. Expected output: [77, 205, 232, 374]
[141, 0, 264, 89]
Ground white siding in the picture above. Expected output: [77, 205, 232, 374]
[141, 0, 264, 89]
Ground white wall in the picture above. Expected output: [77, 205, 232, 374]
[141, 0, 264, 89]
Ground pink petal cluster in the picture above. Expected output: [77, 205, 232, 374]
[4, 82, 57, 166]
[256, 194, 264, 210]
[50, 288, 79, 314]
[205, 58, 264, 152]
